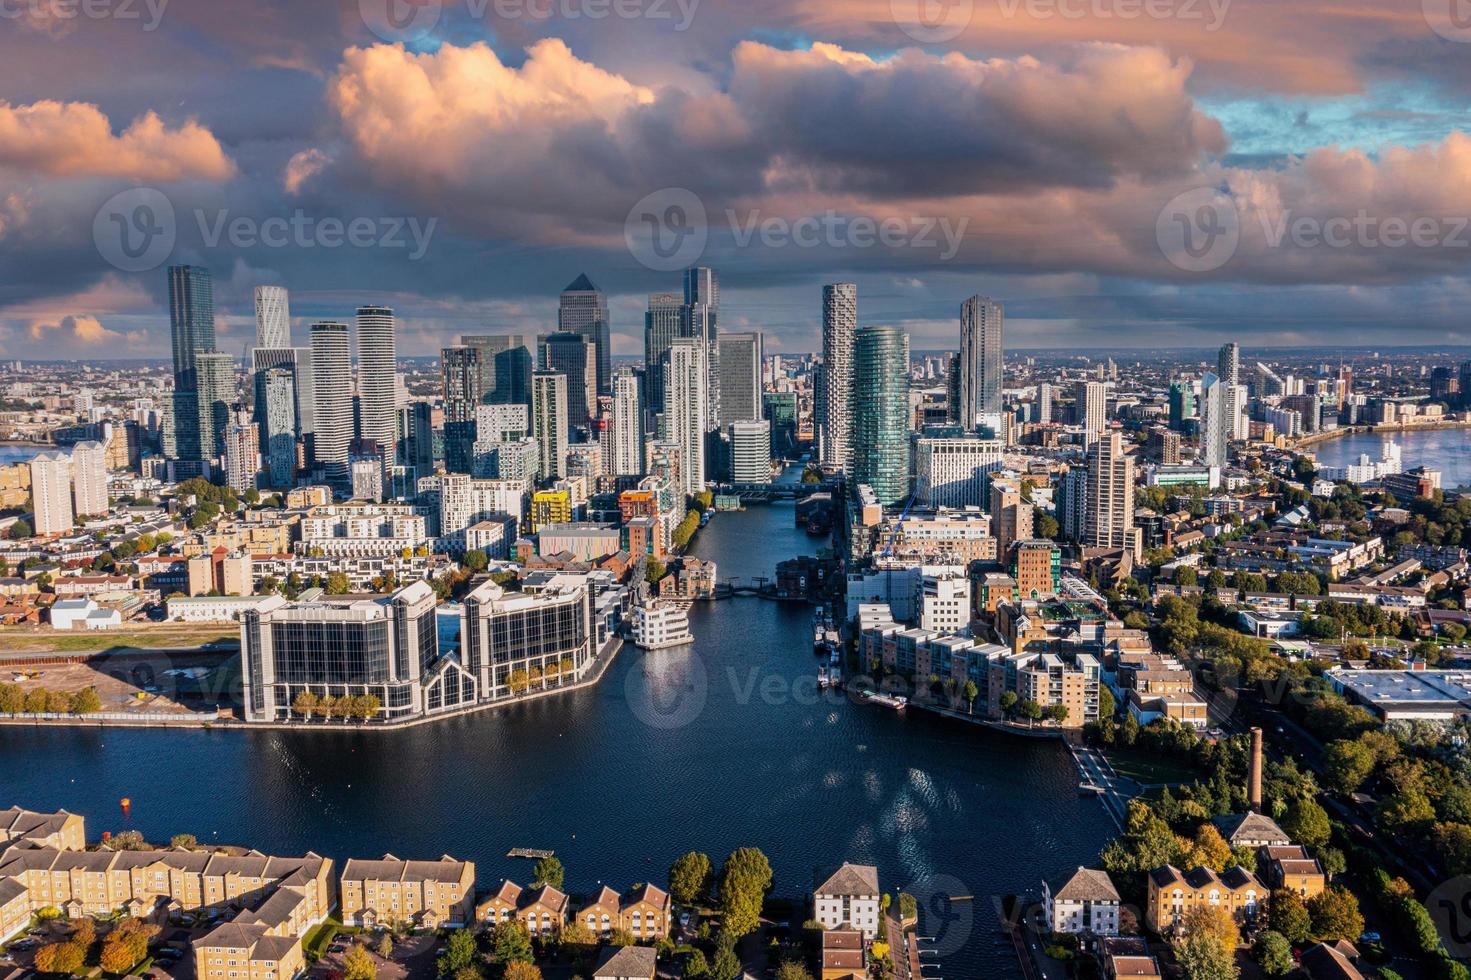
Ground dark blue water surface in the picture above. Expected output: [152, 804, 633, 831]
[1312, 427, 1471, 488]
[0, 476, 1111, 976]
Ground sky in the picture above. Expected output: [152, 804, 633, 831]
[1, 0, 1470, 358]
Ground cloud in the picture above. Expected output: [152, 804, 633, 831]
[283, 147, 331, 194]
[26, 314, 142, 345]
[0, 101, 235, 182]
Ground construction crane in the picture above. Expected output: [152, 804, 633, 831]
[879, 478, 925, 559]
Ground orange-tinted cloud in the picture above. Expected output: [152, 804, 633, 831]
[0, 101, 235, 182]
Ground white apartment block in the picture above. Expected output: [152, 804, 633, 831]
[813, 864, 881, 941]
[29, 451, 73, 534]
[70, 440, 109, 517]
[299, 504, 430, 558]
[915, 436, 1003, 508]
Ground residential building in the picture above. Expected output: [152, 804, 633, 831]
[727, 419, 771, 483]
[609, 368, 644, 477]
[1014, 540, 1060, 599]
[717, 331, 763, 426]
[1044, 867, 1121, 936]
[0, 807, 85, 851]
[593, 946, 657, 980]
[1085, 432, 1138, 558]
[851, 326, 910, 505]
[532, 371, 569, 482]
[310, 322, 354, 488]
[29, 451, 74, 534]
[1260, 845, 1326, 900]
[70, 440, 107, 518]
[1199, 372, 1230, 468]
[254, 285, 290, 349]
[1146, 864, 1264, 934]
[224, 417, 260, 493]
[661, 338, 707, 493]
[339, 855, 475, 929]
[356, 306, 398, 463]
[915, 435, 1003, 508]
[959, 295, 1003, 425]
[643, 293, 682, 414]
[1075, 381, 1107, 446]
[168, 265, 216, 462]
[813, 863, 881, 941]
[816, 282, 856, 474]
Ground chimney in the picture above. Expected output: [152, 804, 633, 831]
[1248, 727, 1264, 812]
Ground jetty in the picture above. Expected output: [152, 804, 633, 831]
[506, 848, 554, 860]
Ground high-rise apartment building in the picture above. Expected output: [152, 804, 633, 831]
[610, 368, 644, 478]
[959, 295, 1003, 424]
[1074, 381, 1107, 446]
[1199, 372, 1230, 468]
[194, 352, 236, 461]
[532, 371, 569, 482]
[29, 451, 73, 534]
[168, 265, 215, 461]
[816, 283, 857, 474]
[990, 478, 1035, 560]
[661, 338, 708, 494]
[254, 286, 290, 349]
[70, 441, 108, 517]
[559, 274, 611, 396]
[644, 293, 683, 414]
[914, 435, 1003, 508]
[252, 348, 314, 456]
[355, 306, 398, 463]
[261, 366, 298, 489]
[442, 345, 484, 474]
[224, 414, 260, 493]
[851, 326, 910, 505]
[1084, 431, 1137, 557]
[727, 420, 771, 483]
[1168, 381, 1195, 432]
[1218, 342, 1240, 388]
[717, 332, 763, 426]
[310, 322, 353, 489]
[540, 332, 597, 427]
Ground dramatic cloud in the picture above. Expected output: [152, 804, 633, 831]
[0, 101, 235, 182]
[283, 147, 331, 194]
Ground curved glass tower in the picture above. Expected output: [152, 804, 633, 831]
[852, 325, 910, 505]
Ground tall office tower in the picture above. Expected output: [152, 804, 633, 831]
[1168, 381, 1195, 432]
[610, 367, 645, 477]
[1084, 431, 1136, 556]
[717, 331, 763, 425]
[679, 300, 719, 431]
[1459, 360, 1471, 410]
[223, 414, 260, 493]
[70, 440, 108, 517]
[251, 348, 315, 454]
[644, 293, 682, 413]
[168, 265, 215, 460]
[558, 274, 611, 396]
[461, 334, 535, 406]
[661, 338, 708, 494]
[540, 332, 597, 426]
[1035, 383, 1054, 424]
[816, 282, 857, 474]
[1199, 372, 1230, 468]
[945, 353, 962, 424]
[1074, 380, 1107, 445]
[763, 391, 798, 458]
[399, 401, 435, 480]
[683, 266, 719, 314]
[254, 286, 290, 349]
[194, 352, 236, 460]
[355, 306, 398, 464]
[851, 326, 910, 505]
[727, 420, 772, 483]
[1218, 342, 1240, 388]
[532, 371, 569, 481]
[261, 366, 298, 489]
[311, 322, 353, 488]
[959, 295, 1004, 424]
[29, 451, 73, 534]
[442, 345, 484, 473]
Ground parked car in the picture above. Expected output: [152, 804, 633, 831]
[1359, 932, 1381, 943]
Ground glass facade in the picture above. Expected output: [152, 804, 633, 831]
[270, 619, 391, 685]
[852, 326, 911, 505]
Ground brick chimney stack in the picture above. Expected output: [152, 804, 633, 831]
[1249, 727, 1264, 812]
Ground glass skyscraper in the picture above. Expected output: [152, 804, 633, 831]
[852, 326, 910, 505]
[558, 274, 611, 396]
[168, 265, 216, 461]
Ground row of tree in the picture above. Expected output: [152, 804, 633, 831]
[0, 683, 101, 715]
[291, 690, 381, 721]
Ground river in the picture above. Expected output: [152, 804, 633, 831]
[0, 473, 1111, 975]
[1310, 426, 1471, 489]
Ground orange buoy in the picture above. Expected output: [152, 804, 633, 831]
[120, 797, 131, 816]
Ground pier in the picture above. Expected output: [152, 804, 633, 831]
[506, 848, 554, 860]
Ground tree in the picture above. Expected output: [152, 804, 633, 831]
[1268, 890, 1311, 944]
[684, 948, 710, 979]
[343, 943, 378, 980]
[437, 929, 477, 976]
[669, 850, 712, 906]
[999, 691, 1018, 716]
[503, 965, 541, 980]
[1308, 885, 1364, 942]
[718, 847, 773, 938]
[775, 964, 813, 980]
[293, 689, 320, 720]
[608, 928, 635, 946]
[34, 939, 86, 976]
[100, 919, 158, 974]
[1020, 699, 1043, 726]
[1252, 931, 1293, 977]
[1172, 931, 1238, 980]
[645, 559, 667, 585]
[963, 680, 978, 714]
[325, 571, 351, 594]
[171, 833, 198, 849]
[1280, 797, 1332, 849]
[1183, 905, 1239, 948]
[899, 892, 917, 921]
[532, 855, 564, 889]
[1189, 824, 1233, 872]
[1323, 739, 1375, 795]
[1046, 704, 1069, 725]
[70, 686, 101, 714]
[463, 549, 489, 572]
[8, 519, 32, 540]
[489, 921, 533, 964]
[376, 934, 394, 959]
[558, 921, 594, 947]
[710, 945, 742, 980]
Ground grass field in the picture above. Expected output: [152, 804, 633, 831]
[1104, 748, 1199, 787]
[0, 625, 237, 654]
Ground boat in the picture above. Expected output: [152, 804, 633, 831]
[630, 601, 695, 650]
[1078, 783, 1105, 796]
[818, 665, 843, 689]
[858, 689, 908, 712]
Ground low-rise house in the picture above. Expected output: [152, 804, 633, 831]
[1044, 867, 1121, 936]
[578, 885, 621, 938]
[820, 929, 866, 980]
[1214, 812, 1290, 849]
[1146, 865, 1264, 934]
[517, 884, 568, 936]
[1259, 845, 1326, 899]
[0, 807, 86, 851]
[339, 854, 475, 929]
[1299, 941, 1365, 980]
[813, 863, 882, 940]
[593, 944, 657, 980]
[619, 882, 670, 940]
[475, 879, 521, 926]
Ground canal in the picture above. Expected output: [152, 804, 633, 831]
[0, 480, 1112, 975]
[1309, 426, 1471, 489]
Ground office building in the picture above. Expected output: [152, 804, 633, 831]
[1168, 381, 1195, 432]
[355, 306, 398, 463]
[717, 331, 763, 425]
[195, 352, 237, 460]
[168, 266, 215, 462]
[261, 367, 299, 489]
[461, 576, 596, 701]
[727, 420, 771, 483]
[70, 440, 107, 518]
[532, 371, 569, 482]
[254, 285, 290, 349]
[461, 334, 535, 407]
[1074, 381, 1106, 446]
[959, 295, 1003, 424]
[559, 274, 611, 396]
[541, 332, 597, 427]
[816, 283, 857, 474]
[610, 368, 644, 478]
[643, 293, 682, 414]
[310, 322, 353, 489]
[1084, 431, 1137, 557]
[851, 326, 909, 505]
[914, 435, 1003, 508]
[399, 401, 435, 480]
[252, 347, 314, 452]
[661, 338, 707, 493]
[763, 391, 798, 459]
[442, 345, 484, 473]
[29, 451, 73, 534]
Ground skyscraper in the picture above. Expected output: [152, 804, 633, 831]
[461, 334, 535, 406]
[1218, 342, 1240, 388]
[70, 441, 108, 518]
[959, 295, 1003, 425]
[355, 306, 398, 462]
[727, 420, 771, 483]
[254, 286, 290, 349]
[442, 345, 484, 474]
[261, 366, 297, 489]
[717, 331, 763, 425]
[532, 371, 569, 481]
[540, 332, 597, 426]
[1074, 380, 1107, 446]
[816, 282, 857, 474]
[224, 413, 260, 493]
[851, 326, 910, 505]
[1084, 431, 1137, 558]
[1168, 381, 1195, 432]
[311, 322, 353, 488]
[683, 266, 719, 313]
[643, 293, 683, 415]
[29, 452, 73, 534]
[683, 267, 721, 429]
[168, 265, 215, 461]
[661, 338, 707, 494]
[399, 400, 435, 482]
[1199, 372, 1230, 468]
[194, 352, 236, 460]
[559, 274, 611, 396]
[610, 367, 644, 478]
